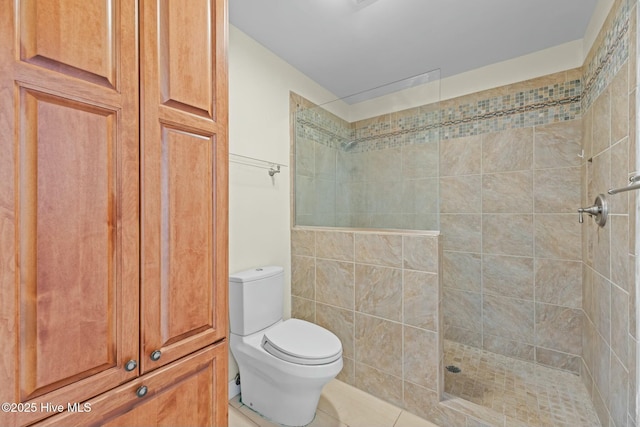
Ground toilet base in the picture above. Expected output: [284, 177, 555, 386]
[238, 364, 336, 426]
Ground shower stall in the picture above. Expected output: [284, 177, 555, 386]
[291, 3, 638, 422]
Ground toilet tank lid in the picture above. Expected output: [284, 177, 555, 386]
[229, 266, 283, 283]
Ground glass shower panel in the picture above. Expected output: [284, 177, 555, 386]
[293, 68, 441, 231]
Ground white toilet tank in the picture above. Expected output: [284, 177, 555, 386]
[229, 266, 284, 336]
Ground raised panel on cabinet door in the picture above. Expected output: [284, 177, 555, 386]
[142, 125, 223, 372]
[158, 0, 215, 118]
[33, 343, 228, 427]
[19, 0, 118, 88]
[19, 89, 117, 399]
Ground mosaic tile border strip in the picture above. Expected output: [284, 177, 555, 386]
[582, 0, 631, 111]
[295, 90, 581, 152]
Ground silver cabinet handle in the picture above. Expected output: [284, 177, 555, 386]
[136, 385, 148, 398]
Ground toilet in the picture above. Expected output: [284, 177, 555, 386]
[229, 266, 343, 426]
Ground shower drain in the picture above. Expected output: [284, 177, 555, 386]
[446, 365, 461, 373]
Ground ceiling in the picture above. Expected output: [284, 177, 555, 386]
[229, 0, 599, 100]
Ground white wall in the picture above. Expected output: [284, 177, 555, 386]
[228, 25, 340, 383]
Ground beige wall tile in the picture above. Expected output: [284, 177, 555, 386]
[292, 296, 315, 322]
[593, 218, 611, 278]
[439, 135, 482, 176]
[611, 63, 629, 145]
[583, 106, 594, 159]
[482, 255, 534, 300]
[483, 294, 534, 343]
[594, 274, 611, 345]
[355, 313, 402, 377]
[482, 171, 533, 213]
[610, 283, 629, 368]
[442, 251, 481, 292]
[482, 128, 533, 173]
[592, 86, 611, 156]
[355, 233, 403, 267]
[316, 302, 355, 359]
[535, 259, 582, 308]
[403, 235, 439, 272]
[291, 255, 315, 299]
[588, 149, 611, 202]
[535, 303, 582, 355]
[443, 288, 482, 333]
[444, 325, 482, 348]
[534, 214, 581, 260]
[534, 119, 582, 169]
[593, 333, 611, 410]
[440, 175, 482, 213]
[292, 229, 315, 256]
[482, 334, 534, 361]
[611, 215, 630, 291]
[610, 138, 630, 215]
[440, 214, 482, 252]
[535, 347, 581, 373]
[316, 259, 355, 309]
[610, 350, 629, 427]
[404, 270, 438, 331]
[404, 326, 439, 390]
[316, 231, 354, 261]
[534, 166, 581, 213]
[355, 264, 402, 321]
[482, 214, 534, 256]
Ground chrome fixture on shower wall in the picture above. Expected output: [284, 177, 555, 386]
[577, 194, 608, 227]
[608, 173, 640, 194]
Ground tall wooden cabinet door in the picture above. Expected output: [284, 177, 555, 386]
[140, 0, 229, 374]
[0, 1, 140, 426]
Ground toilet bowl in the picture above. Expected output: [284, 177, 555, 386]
[229, 266, 343, 426]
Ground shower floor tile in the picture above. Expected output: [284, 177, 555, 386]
[444, 340, 601, 427]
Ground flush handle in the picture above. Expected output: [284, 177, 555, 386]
[578, 194, 608, 228]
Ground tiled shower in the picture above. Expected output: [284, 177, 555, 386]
[291, 0, 638, 425]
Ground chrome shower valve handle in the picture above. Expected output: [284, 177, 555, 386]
[577, 194, 608, 228]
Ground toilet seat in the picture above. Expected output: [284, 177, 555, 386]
[261, 319, 342, 365]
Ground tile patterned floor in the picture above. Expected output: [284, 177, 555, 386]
[444, 340, 601, 427]
[229, 379, 439, 427]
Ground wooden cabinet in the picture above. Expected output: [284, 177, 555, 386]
[0, 1, 228, 426]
